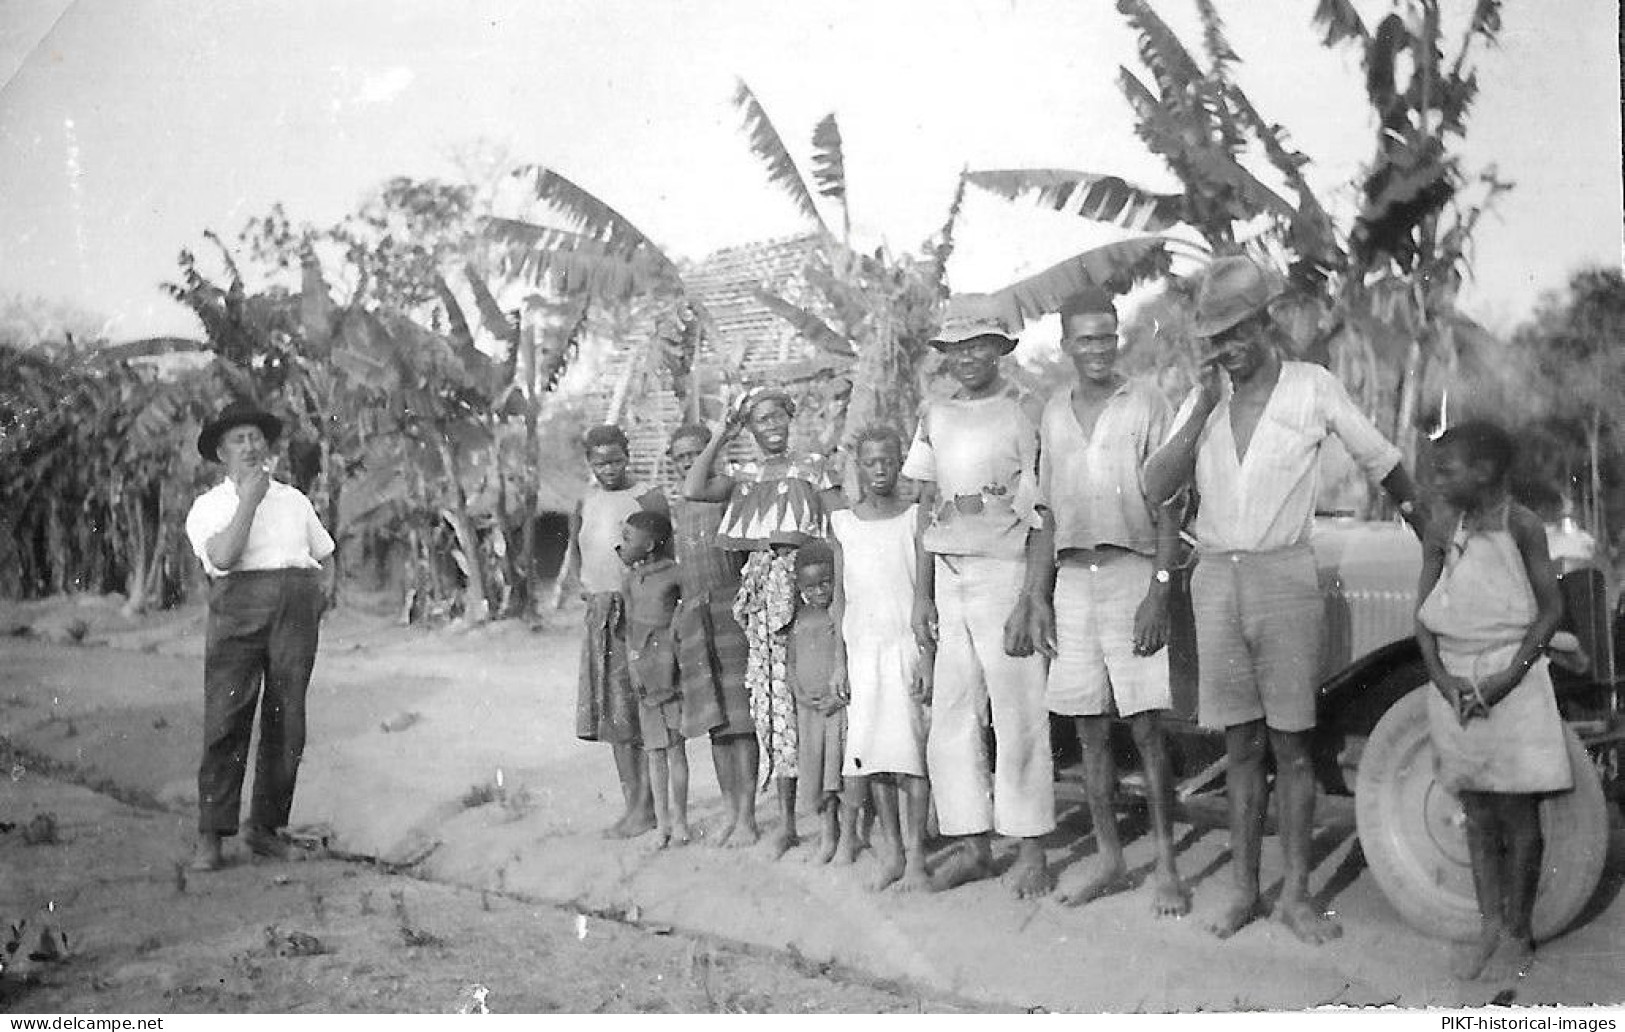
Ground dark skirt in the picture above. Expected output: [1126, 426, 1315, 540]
[675, 588, 752, 739]
[576, 592, 641, 744]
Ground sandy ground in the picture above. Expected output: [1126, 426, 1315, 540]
[2, 592, 1622, 1013]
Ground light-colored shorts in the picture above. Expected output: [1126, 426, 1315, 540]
[1191, 545, 1323, 733]
[1046, 553, 1172, 718]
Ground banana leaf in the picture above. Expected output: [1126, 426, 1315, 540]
[966, 169, 1183, 234]
[993, 237, 1171, 323]
[732, 78, 829, 236]
[754, 288, 855, 357]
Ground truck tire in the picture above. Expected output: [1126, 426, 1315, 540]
[1354, 685, 1608, 942]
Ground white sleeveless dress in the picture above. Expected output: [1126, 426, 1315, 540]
[830, 506, 925, 777]
[1417, 508, 1572, 794]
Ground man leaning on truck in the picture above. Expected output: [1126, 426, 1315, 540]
[1142, 257, 1427, 945]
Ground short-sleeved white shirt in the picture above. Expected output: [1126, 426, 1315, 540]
[1163, 361, 1402, 553]
[1038, 379, 1172, 557]
[184, 479, 335, 577]
[902, 386, 1042, 559]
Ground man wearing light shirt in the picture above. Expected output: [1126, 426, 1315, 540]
[1144, 258, 1426, 945]
[184, 400, 334, 871]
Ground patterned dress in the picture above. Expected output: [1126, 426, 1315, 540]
[671, 499, 751, 739]
[719, 454, 831, 784]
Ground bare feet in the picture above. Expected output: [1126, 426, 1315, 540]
[725, 821, 760, 849]
[1450, 927, 1503, 981]
[244, 826, 290, 860]
[1056, 857, 1129, 907]
[928, 844, 995, 893]
[832, 834, 860, 867]
[668, 822, 691, 848]
[603, 810, 656, 840]
[189, 833, 224, 872]
[868, 844, 905, 892]
[1274, 898, 1343, 945]
[1206, 891, 1265, 939]
[1484, 934, 1535, 981]
[1008, 847, 1053, 900]
[651, 829, 672, 851]
[710, 815, 737, 848]
[1150, 873, 1191, 918]
[896, 858, 932, 893]
[766, 826, 798, 861]
[813, 831, 838, 865]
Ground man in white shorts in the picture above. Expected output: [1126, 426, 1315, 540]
[1039, 287, 1187, 916]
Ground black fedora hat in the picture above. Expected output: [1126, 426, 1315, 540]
[198, 400, 283, 462]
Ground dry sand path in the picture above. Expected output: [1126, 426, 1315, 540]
[3, 594, 1622, 1011]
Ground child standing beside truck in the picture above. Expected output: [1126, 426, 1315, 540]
[1416, 420, 1570, 980]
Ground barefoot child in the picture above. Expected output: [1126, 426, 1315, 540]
[620, 509, 691, 848]
[666, 425, 758, 847]
[684, 387, 833, 859]
[1416, 420, 1569, 980]
[786, 542, 855, 864]
[829, 426, 931, 891]
[564, 424, 668, 839]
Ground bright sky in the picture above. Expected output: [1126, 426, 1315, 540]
[0, 0, 1619, 343]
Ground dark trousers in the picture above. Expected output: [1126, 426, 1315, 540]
[199, 569, 323, 835]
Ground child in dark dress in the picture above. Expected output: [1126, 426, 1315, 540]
[787, 542, 857, 864]
[620, 510, 690, 849]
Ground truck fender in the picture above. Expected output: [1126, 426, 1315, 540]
[1312, 638, 1428, 794]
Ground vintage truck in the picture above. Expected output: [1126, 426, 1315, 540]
[1121, 516, 1624, 942]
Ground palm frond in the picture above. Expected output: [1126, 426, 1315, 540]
[754, 288, 855, 357]
[993, 237, 1171, 323]
[966, 169, 1183, 234]
[1311, 0, 1368, 46]
[926, 171, 968, 290]
[486, 217, 673, 302]
[463, 264, 512, 340]
[1116, 0, 1205, 100]
[732, 78, 829, 234]
[1195, 0, 1240, 76]
[810, 113, 850, 239]
[509, 165, 678, 278]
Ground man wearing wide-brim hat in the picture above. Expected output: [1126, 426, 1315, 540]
[183, 399, 335, 871]
[903, 292, 1057, 898]
[1143, 257, 1426, 943]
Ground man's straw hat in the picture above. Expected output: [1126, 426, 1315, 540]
[1191, 256, 1285, 338]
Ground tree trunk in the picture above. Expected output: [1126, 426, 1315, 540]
[433, 431, 489, 624]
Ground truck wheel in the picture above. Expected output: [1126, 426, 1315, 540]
[1354, 685, 1608, 942]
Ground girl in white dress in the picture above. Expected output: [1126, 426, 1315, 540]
[829, 427, 931, 892]
[1416, 421, 1569, 980]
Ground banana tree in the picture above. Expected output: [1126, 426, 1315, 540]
[965, 0, 1508, 478]
[730, 78, 1172, 475]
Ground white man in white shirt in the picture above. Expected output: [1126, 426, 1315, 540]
[1143, 258, 1425, 944]
[1038, 287, 1187, 917]
[184, 400, 334, 871]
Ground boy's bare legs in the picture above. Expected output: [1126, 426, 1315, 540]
[1452, 791, 1505, 979]
[897, 775, 932, 891]
[866, 776, 906, 889]
[1208, 721, 1268, 937]
[709, 736, 737, 845]
[1058, 715, 1130, 906]
[724, 736, 762, 848]
[833, 776, 864, 866]
[668, 740, 691, 847]
[647, 748, 672, 849]
[1270, 728, 1342, 944]
[767, 776, 798, 860]
[605, 742, 656, 839]
[1131, 711, 1190, 916]
[813, 798, 840, 864]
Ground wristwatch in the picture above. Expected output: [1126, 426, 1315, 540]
[1153, 569, 1171, 585]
